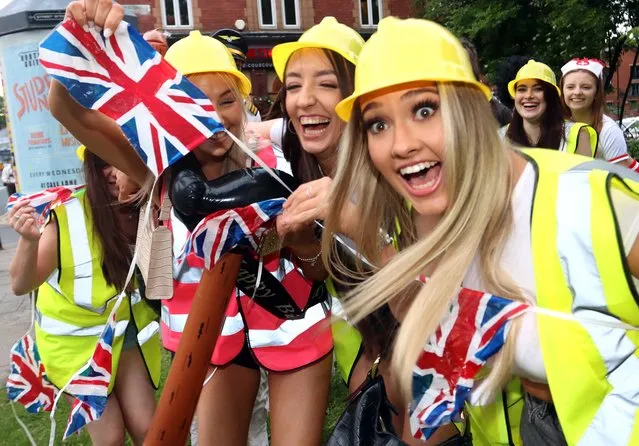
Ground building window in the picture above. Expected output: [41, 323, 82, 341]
[281, 0, 300, 28]
[360, 0, 382, 27]
[161, 0, 193, 28]
[631, 64, 639, 80]
[258, 0, 277, 28]
[630, 83, 639, 97]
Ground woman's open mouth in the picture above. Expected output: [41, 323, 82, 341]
[299, 116, 331, 136]
[399, 161, 442, 195]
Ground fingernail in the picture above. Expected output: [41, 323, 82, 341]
[103, 28, 113, 39]
[83, 24, 90, 32]
[88, 20, 95, 28]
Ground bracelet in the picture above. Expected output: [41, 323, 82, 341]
[296, 248, 322, 266]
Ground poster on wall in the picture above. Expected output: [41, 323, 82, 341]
[0, 30, 83, 194]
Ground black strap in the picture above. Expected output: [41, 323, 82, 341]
[501, 391, 515, 446]
[234, 251, 327, 320]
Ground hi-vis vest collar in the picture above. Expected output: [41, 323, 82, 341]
[524, 148, 639, 445]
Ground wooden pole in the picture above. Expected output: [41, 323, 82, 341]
[145, 252, 243, 445]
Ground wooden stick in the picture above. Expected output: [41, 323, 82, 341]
[145, 252, 243, 445]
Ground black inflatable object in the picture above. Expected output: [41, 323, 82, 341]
[171, 167, 298, 231]
[169, 165, 326, 320]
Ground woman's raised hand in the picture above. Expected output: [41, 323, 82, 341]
[65, 0, 124, 38]
[8, 200, 40, 242]
[277, 176, 331, 240]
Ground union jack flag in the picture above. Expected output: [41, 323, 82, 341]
[182, 198, 285, 270]
[39, 19, 225, 177]
[7, 334, 58, 413]
[63, 305, 119, 438]
[6, 185, 83, 224]
[409, 285, 529, 440]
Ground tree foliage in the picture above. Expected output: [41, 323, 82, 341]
[416, 0, 639, 97]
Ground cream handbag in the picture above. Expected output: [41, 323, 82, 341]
[136, 190, 173, 299]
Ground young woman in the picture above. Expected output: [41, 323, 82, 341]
[561, 57, 639, 170]
[161, 31, 333, 446]
[505, 59, 596, 157]
[324, 17, 639, 446]
[8, 150, 161, 446]
[48, 3, 333, 445]
[272, 16, 363, 237]
[269, 17, 394, 413]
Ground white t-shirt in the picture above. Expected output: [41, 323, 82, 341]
[464, 162, 639, 388]
[599, 114, 629, 162]
[1, 164, 14, 184]
[269, 118, 284, 147]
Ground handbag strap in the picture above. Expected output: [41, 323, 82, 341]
[369, 318, 399, 379]
[158, 186, 171, 222]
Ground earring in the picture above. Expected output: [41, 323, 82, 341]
[287, 119, 297, 135]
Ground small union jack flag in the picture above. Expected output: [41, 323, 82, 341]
[182, 198, 285, 270]
[7, 334, 58, 414]
[6, 185, 83, 224]
[63, 305, 119, 438]
[39, 20, 225, 177]
[409, 285, 529, 440]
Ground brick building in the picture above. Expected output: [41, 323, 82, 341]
[605, 50, 639, 118]
[118, 0, 414, 99]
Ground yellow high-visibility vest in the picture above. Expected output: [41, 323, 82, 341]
[467, 149, 639, 445]
[35, 190, 161, 391]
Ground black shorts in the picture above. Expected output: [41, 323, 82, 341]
[167, 335, 259, 370]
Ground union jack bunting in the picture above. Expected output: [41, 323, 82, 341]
[7, 334, 58, 414]
[6, 185, 83, 224]
[409, 285, 529, 440]
[63, 306, 119, 438]
[39, 19, 225, 176]
[182, 198, 285, 270]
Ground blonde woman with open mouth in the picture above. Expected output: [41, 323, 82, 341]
[323, 17, 639, 446]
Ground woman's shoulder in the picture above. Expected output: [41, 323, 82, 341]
[600, 115, 624, 137]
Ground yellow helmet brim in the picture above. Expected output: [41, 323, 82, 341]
[272, 41, 358, 81]
[336, 76, 492, 122]
[507, 78, 561, 99]
[76, 145, 86, 161]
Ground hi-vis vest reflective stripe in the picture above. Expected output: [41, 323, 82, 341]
[161, 301, 327, 348]
[467, 149, 639, 446]
[35, 192, 161, 391]
[564, 122, 598, 156]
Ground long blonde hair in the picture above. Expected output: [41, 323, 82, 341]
[322, 83, 524, 401]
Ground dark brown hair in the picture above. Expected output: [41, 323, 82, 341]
[460, 37, 486, 84]
[507, 81, 565, 149]
[276, 49, 356, 184]
[83, 151, 136, 291]
[560, 70, 605, 132]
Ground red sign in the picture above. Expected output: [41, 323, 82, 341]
[247, 47, 273, 60]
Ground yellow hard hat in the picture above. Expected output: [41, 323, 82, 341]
[507, 60, 560, 98]
[165, 30, 252, 97]
[335, 17, 491, 122]
[76, 145, 85, 161]
[272, 17, 365, 81]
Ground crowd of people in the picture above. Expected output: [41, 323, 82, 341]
[6, 0, 638, 445]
